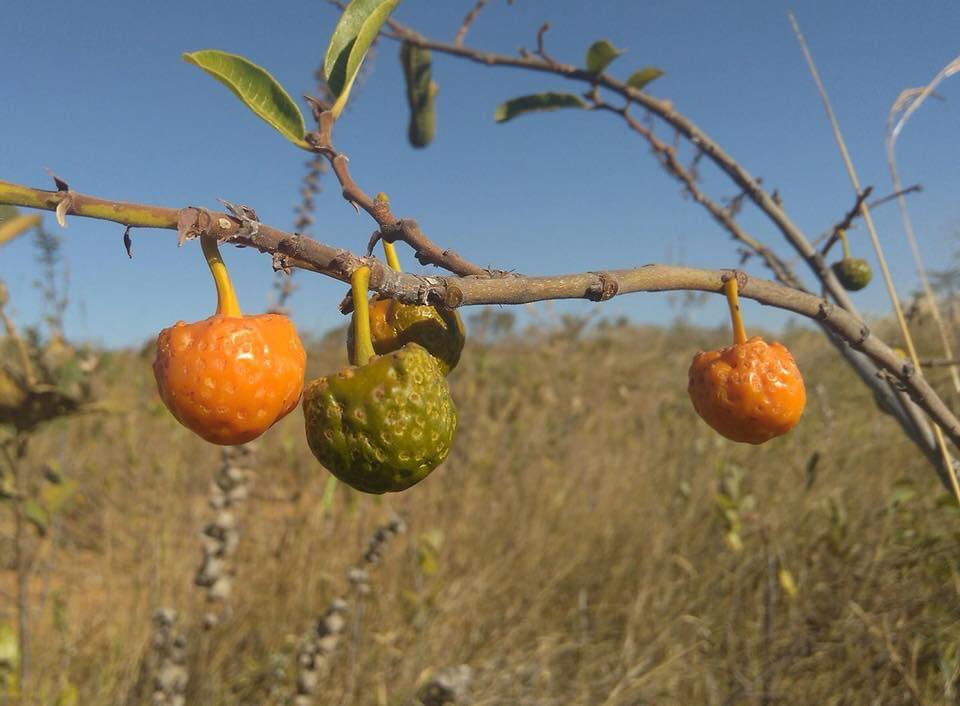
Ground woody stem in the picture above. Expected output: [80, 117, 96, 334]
[201, 235, 242, 318]
[351, 266, 376, 366]
[725, 277, 748, 346]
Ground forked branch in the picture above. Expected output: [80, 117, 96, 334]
[1, 177, 958, 462]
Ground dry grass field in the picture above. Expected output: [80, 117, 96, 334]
[2, 310, 960, 705]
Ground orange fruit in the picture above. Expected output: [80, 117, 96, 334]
[153, 313, 305, 445]
[687, 336, 805, 444]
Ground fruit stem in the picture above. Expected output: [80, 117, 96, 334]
[383, 241, 402, 272]
[351, 266, 376, 366]
[724, 276, 748, 346]
[201, 235, 242, 318]
[838, 228, 851, 260]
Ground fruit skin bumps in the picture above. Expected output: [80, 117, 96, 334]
[303, 342, 456, 494]
[347, 295, 465, 375]
[153, 235, 305, 445]
[154, 314, 305, 445]
[305, 266, 457, 494]
[688, 336, 806, 444]
[687, 275, 805, 444]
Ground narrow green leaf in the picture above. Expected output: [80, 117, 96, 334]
[626, 67, 664, 91]
[401, 42, 437, 148]
[586, 39, 624, 74]
[323, 0, 402, 117]
[183, 50, 308, 148]
[494, 93, 587, 123]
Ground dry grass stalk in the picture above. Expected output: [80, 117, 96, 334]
[151, 608, 188, 706]
[886, 55, 960, 396]
[292, 513, 406, 706]
[788, 11, 959, 503]
[195, 443, 256, 629]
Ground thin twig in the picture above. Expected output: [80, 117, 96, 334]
[376, 16, 946, 473]
[819, 187, 873, 256]
[356, 9, 950, 485]
[2, 15, 956, 487]
[589, 97, 801, 289]
[920, 358, 960, 369]
[886, 55, 960, 396]
[789, 10, 958, 504]
[2, 179, 959, 467]
[811, 184, 923, 252]
[454, 0, 488, 46]
[868, 184, 922, 210]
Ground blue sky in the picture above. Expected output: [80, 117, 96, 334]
[2, 0, 959, 347]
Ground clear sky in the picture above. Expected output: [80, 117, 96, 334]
[2, 0, 959, 347]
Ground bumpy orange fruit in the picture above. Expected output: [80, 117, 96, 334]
[687, 336, 805, 444]
[153, 314, 306, 445]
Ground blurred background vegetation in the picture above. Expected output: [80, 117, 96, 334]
[2, 213, 960, 704]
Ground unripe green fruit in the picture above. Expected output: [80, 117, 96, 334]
[347, 296, 465, 375]
[401, 42, 437, 148]
[303, 343, 457, 494]
[831, 258, 872, 291]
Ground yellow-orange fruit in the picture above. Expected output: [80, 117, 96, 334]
[688, 336, 805, 444]
[153, 314, 306, 445]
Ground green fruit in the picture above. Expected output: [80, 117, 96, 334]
[831, 258, 872, 291]
[401, 42, 437, 148]
[347, 296, 465, 375]
[303, 343, 457, 494]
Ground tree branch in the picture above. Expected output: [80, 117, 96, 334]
[303, 118, 490, 277]
[377, 16, 955, 488]
[2, 177, 959, 461]
[380, 21, 865, 312]
[455, 0, 490, 47]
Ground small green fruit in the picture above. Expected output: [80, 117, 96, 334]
[831, 258, 872, 291]
[401, 42, 437, 148]
[303, 343, 457, 494]
[347, 296, 465, 375]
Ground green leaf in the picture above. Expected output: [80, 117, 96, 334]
[626, 67, 664, 91]
[323, 0, 402, 117]
[585, 39, 624, 74]
[401, 43, 437, 148]
[494, 92, 587, 123]
[183, 50, 308, 148]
